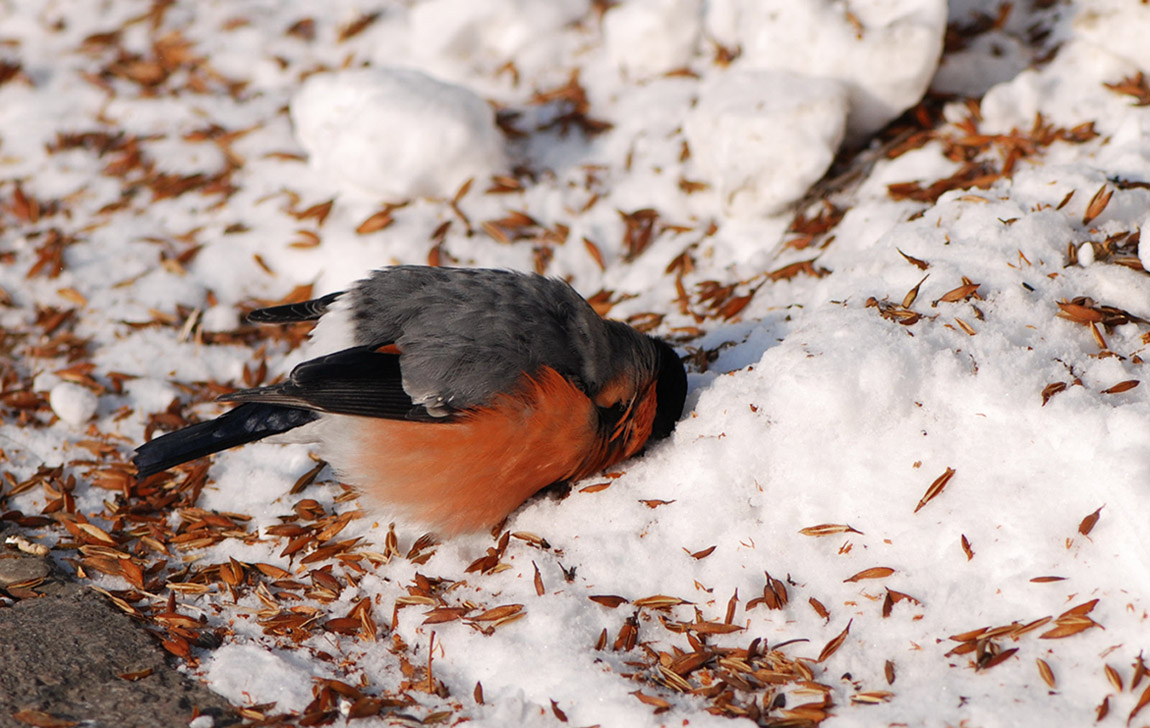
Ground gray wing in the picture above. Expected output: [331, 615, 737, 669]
[345, 266, 639, 412]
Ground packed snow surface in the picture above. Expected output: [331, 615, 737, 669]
[0, 1, 1148, 727]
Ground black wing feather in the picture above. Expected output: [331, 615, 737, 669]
[221, 346, 441, 422]
[134, 403, 318, 477]
[247, 292, 343, 324]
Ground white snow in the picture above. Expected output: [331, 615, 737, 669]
[291, 67, 507, 201]
[2, 1, 1149, 727]
[201, 643, 318, 713]
[1073, 0, 1150, 73]
[48, 382, 98, 426]
[684, 70, 848, 217]
[704, 0, 948, 140]
[405, 0, 591, 79]
[603, 0, 702, 79]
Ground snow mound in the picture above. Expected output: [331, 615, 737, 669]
[705, 0, 946, 140]
[201, 643, 315, 713]
[1074, 0, 1150, 73]
[291, 68, 506, 200]
[603, 0, 703, 78]
[684, 70, 848, 217]
[407, 0, 591, 73]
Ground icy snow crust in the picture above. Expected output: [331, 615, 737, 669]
[2, 1, 1149, 727]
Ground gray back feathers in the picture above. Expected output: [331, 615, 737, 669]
[346, 266, 658, 413]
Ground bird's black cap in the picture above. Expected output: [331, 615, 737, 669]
[649, 338, 687, 441]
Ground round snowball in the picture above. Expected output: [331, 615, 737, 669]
[49, 382, 98, 426]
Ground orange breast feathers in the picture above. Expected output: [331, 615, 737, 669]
[334, 366, 647, 536]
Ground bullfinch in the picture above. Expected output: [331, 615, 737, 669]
[133, 266, 688, 535]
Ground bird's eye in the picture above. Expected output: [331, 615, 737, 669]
[597, 399, 626, 428]
[598, 395, 637, 435]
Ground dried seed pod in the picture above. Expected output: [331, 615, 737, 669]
[844, 567, 895, 583]
[1101, 380, 1139, 394]
[915, 467, 956, 513]
[817, 619, 852, 663]
[1079, 506, 1103, 535]
[1083, 184, 1112, 225]
[897, 249, 929, 270]
[633, 595, 689, 609]
[799, 524, 863, 537]
[1105, 663, 1123, 692]
[903, 274, 929, 308]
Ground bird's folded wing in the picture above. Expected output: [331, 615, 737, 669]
[221, 346, 443, 422]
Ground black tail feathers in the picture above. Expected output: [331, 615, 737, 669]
[133, 403, 319, 478]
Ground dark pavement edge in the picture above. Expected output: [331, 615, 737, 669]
[0, 529, 239, 728]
